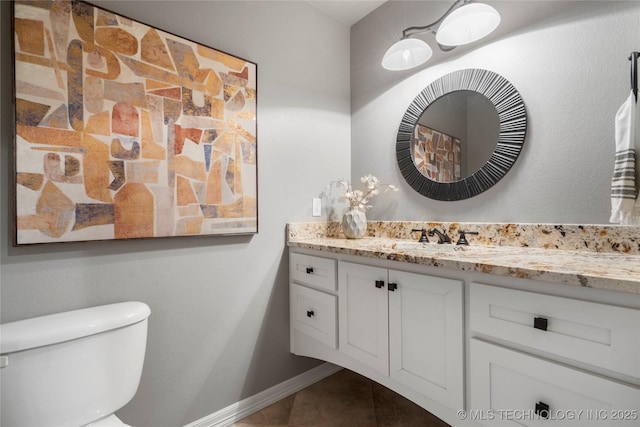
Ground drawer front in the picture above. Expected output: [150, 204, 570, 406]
[470, 339, 640, 426]
[290, 252, 337, 292]
[290, 283, 337, 348]
[470, 283, 640, 379]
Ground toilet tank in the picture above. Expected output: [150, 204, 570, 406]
[0, 302, 151, 427]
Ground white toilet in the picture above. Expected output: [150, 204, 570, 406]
[0, 301, 151, 427]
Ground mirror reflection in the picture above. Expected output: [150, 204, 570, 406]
[412, 90, 499, 183]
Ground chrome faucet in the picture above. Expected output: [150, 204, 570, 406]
[428, 228, 451, 244]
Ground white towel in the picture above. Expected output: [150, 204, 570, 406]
[610, 91, 640, 224]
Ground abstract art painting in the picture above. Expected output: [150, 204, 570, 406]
[13, 0, 257, 245]
[412, 124, 461, 183]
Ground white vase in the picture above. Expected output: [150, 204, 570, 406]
[342, 208, 367, 239]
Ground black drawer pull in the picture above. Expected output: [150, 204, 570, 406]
[388, 282, 398, 292]
[306, 267, 314, 274]
[306, 310, 314, 318]
[375, 280, 385, 289]
[535, 401, 550, 419]
[534, 316, 548, 331]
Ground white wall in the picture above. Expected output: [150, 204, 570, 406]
[351, 1, 640, 224]
[0, 1, 350, 426]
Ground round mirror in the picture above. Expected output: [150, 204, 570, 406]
[397, 69, 527, 201]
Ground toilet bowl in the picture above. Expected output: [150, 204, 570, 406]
[0, 302, 150, 427]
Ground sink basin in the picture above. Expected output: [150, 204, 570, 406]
[381, 241, 510, 254]
[383, 241, 468, 252]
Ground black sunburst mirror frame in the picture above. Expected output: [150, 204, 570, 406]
[396, 69, 527, 201]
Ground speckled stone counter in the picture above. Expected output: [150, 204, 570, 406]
[287, 222, 640, 294]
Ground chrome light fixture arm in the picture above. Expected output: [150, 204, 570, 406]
[382, 0, 500, 71]
[400, 0, 467, 50]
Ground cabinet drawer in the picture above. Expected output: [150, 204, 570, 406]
[470, 339, 640, 426]
[470, 283, 640, 379]
[290, 283, 337, 348]
[290, 253, 337, 291]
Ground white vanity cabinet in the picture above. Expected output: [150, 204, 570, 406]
[338, 261, 464, 409]
[291, 255, 465, 412]
[289, 245, 640, 427]
[469, 283, 640, 426]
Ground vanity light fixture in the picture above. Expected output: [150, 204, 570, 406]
[381, 0, 501, 71]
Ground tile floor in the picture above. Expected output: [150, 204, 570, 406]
[232, 368, 451, 427]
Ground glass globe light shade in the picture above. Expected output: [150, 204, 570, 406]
[435, 3, 501, 47]
[381, 38, 433, 71]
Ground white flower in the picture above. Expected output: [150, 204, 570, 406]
[325, 175, 398, 212]
[361, 174, 379, 190]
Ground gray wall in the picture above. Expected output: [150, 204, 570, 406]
[3, 1, 639, 426]
[351, 1, 640, 224]
[0, 1, 350, 426]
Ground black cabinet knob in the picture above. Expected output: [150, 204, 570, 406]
[535, 401, 550, 419]
[306, 267, 314, 274]
[534, 316, 548, 331]
[375, 280, 385, 289]
[306, 310, 314, 318]
[388, 282, 398, 292]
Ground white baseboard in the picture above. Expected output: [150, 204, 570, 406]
[183, 362, 342, 427]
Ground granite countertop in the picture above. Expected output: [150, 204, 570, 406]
[287, 222, 640, 294]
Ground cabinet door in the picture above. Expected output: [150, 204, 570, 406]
[470, 339, 640, 426]
[388, 270, 464, 410]
[338, 261, 389, 375]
